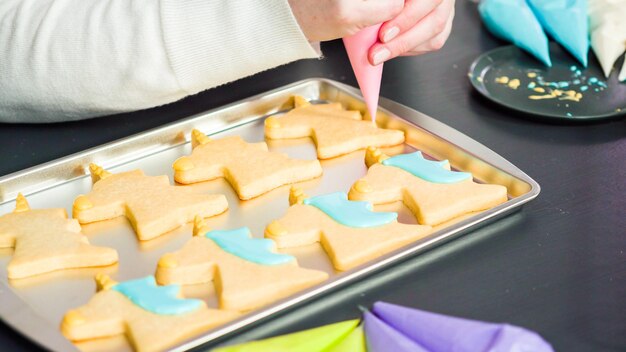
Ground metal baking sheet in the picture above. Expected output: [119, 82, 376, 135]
[0, 78, 540, 352]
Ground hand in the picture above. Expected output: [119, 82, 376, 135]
[369, 0, 456, 65]
[288, 0, 404, 42]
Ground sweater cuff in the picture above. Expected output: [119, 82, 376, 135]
[161, 0, 320, 95]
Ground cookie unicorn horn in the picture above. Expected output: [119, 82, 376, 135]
[95, 273, 118, 291]
[294, 95, 311, 108]
[192, 215, 211, 237]
[89, 163, 112, 183]
[191, 129, 211, 148]
[289, 186, 309, 206]
[13, 193, 30, 213]
[364, 146, 390, 167]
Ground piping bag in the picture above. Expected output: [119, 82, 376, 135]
[343, 24, 384, 123]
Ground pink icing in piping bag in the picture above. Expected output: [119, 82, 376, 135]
[343, 24, 384, 123]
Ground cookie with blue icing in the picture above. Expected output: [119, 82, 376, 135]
[303, 192, 397, 228]
[265, 188, 431, 271]
[155, 217, 328, 311]
[348, 147, 508, 226]
[61, 274, 238, 352]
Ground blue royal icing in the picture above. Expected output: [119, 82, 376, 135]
[205, 227, 294, 265]
[479, 0, 552, 66]
[112, 276, 202, 315]
[382, 152, 472, 184]
[527, 0, 589, 66]
[303, 192, 397, 228]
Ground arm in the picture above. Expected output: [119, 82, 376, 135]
[0, 0, 318, 122]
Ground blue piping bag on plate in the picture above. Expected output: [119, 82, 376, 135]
[527, 0, 589, 67]
[478, 0, 552, 66]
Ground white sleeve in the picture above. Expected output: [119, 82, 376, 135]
[0, 0, 320, 123]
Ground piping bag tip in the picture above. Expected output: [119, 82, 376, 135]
[343, 24, 384, 124]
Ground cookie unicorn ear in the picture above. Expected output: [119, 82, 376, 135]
[365, 146, 389, 167]
[193, 215, 210, 237]
[89, 163, 112, 183]
[264, 116, 281, 130]
[191, 129, 211, 149]
[13, 193, 30, 213]
[289, 186, 309, 206]
[95, 273, 117, 291]
[350, 179, 373, 195]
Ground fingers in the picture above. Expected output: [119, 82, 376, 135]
[336, 0, 404, 30]
[288, 0, 406, 41]
[379, 0, 443, 43]
[355, 0, 405, 28]
[404, 7, 454, 56]
[369, 0, 455, 65]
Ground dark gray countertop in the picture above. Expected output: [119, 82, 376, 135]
[1, 2, 625, 351]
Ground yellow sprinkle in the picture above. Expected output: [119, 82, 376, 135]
[507, 79, 521, 89]
[173, 157, 194, 172]
[264, 117, 280, 129]
[266, 220, 287, 237]
[495, 76, 509, 84]
[527, 72, 537, 78]
[158, 254, 178, 268]
[533, 87, 546, 93]
[529, 94, 557, 100]
[553, 90, 563, 97]
[353, 180, 373, 193]
[559, 93, 583, 102]
[563, 90, 576, 97]
[476, 76, 483, 83]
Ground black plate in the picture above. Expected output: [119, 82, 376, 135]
[469, 43, 626, 121]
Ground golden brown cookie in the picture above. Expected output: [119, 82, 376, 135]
[72, 164, 228, 241]
[0, 194, 118, 279]
[156, 216, 328, 311]
[264, 96, 404, 159]
[264, 188, 431, 271]
[348, 147, 508, 225]
[61, 274, 238, 352]
[173, 131, 323, 199]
